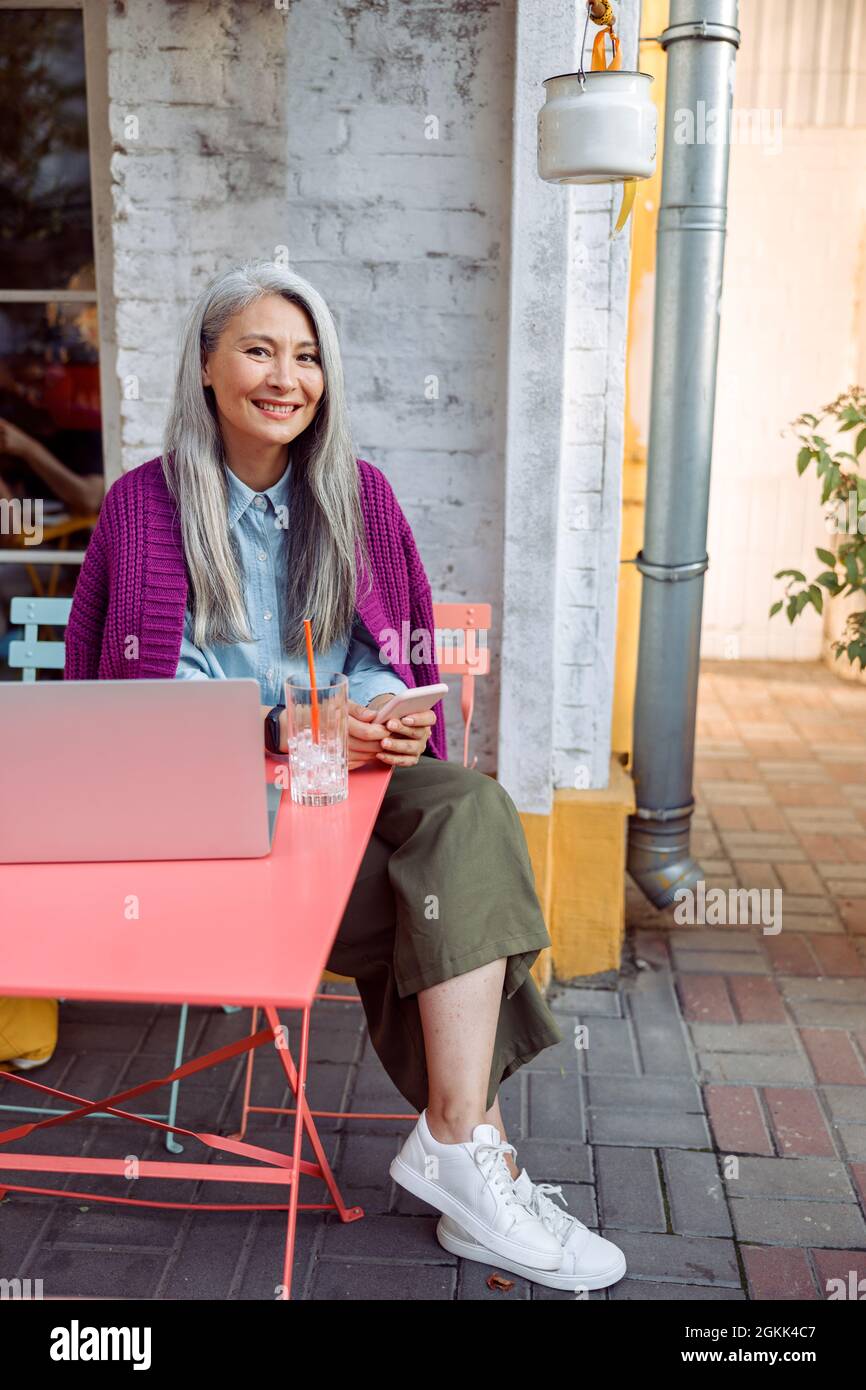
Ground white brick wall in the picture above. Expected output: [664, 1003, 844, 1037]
[103, 0, 632, 781]
[546, 5, 637, 799]
[495, 0, 637, 809]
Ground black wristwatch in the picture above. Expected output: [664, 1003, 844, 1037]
[264, 702, 285, 753]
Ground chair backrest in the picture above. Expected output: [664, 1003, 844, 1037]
[432, 602, 491, 767]
[433, 602, 491, 676]
[8, 597, 73, 682]
[5, 595, 492, 756]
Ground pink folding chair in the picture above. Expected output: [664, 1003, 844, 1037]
[230, 600, 492, 1138]
[431, 601, 491, 771]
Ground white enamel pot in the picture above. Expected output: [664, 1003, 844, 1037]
[538, 70, 657, 185]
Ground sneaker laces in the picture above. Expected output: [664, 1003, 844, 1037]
[527, 1182, 583, 1244]
[473, 1141, 526, 1213]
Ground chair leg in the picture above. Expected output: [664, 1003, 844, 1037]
[228, 1005, 260, 1143]
[461, 673, 477, 769]
[164, 1003, 190, 1154]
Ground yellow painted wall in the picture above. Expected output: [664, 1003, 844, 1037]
[611, 0, 669, 766]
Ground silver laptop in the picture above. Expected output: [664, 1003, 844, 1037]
[0, 678, 282, 863]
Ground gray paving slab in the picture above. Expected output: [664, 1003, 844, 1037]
[5, 850, 864, 1305]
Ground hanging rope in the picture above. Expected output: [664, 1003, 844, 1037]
[588, 2, 617, 32]
[577, 1, 617, 83]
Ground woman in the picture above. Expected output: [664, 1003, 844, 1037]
[64, 261, 625, 1291]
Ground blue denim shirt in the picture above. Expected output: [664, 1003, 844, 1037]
[174, 460, 408, 709]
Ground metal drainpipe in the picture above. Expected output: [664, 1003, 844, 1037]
[626, 0, 741, 908]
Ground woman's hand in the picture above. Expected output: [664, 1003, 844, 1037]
[375, 708, 435, 767]
[347, 698, 391, 771]
[263, 699, 393, 766]
[263, 696, 435, 770]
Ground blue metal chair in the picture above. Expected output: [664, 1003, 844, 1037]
[3, 595, 241, 1153]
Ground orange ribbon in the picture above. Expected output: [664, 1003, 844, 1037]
[591, 27, 621, 71]
[590, 26, 634, 236]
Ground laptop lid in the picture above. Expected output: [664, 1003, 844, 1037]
[0, 678, 278, 864]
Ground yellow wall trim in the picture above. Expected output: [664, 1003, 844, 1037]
[324, 757, 634, 994]
[550, 756, 636, 979]
[522, 756, 636, 983]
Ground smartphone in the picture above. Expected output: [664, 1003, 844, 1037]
[372, 683, 449, 723]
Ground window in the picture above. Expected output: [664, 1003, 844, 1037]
[0, 4, 104, 526]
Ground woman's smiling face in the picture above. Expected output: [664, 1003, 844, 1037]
[201, 293, 325, 450]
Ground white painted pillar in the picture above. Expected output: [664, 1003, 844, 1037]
[497, 0, 639, 811]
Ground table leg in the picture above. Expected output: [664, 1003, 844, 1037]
[0, 1013, 364, 1298]
[263, 1004, 363, 1300]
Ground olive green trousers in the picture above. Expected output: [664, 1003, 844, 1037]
[325, 756, 564, 1113]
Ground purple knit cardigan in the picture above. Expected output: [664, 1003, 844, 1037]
[63, 455, 447, 760]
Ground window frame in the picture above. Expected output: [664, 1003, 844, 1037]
[0, 0, 121, 489]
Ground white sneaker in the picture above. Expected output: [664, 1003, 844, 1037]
[436, 1167, 627, 1291]
[389, 1110, 563, 1272]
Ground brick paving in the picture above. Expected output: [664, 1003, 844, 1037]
[1, 658, 865, 1299]
[622, 658, 866, 1300]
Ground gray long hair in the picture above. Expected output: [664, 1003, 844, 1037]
[162, 260, 370, 655]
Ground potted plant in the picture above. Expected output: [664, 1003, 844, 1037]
[770, 386, 866, 681]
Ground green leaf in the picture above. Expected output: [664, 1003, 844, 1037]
[796, 447, 813, 475]
[821, 469, 841, 505]
[855, 427, 866, 456]
[769, 600, 783, 617]
[817, 570, 841, 590]
[774, 569, 807, 582]
[816, 547, 836, 566]
[808, 584, 823, 614]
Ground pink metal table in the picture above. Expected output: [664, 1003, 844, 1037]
[0, 757, 393, 1299]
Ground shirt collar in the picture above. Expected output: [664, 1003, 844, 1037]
[225, 460, 291, 529]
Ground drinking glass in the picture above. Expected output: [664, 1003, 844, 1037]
[284, 671, 349, 806]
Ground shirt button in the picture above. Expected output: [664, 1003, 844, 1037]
[265, 668, 274, 681]
[258, 550, 267, 562]
[263, 611, 272, 621]
[254, 496, 266, 509]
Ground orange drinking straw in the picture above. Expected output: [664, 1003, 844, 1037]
[303, 618, 320, 743]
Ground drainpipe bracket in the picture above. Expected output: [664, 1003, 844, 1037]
[631, 799, 695, 822]
[658, 207, 727, 232]
[632, 551, 709, 582]
[658, 20, 741, 49]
